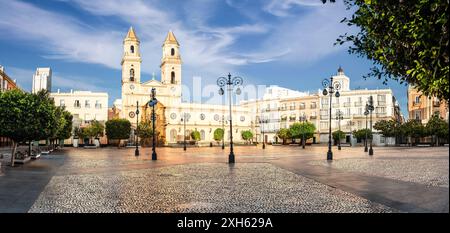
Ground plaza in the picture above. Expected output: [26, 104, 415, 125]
[0, 145, 448, 213]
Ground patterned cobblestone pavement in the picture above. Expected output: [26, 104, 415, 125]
[29, 163, 396, 213]
[310, 151, 449, 187]
[2, 146, 447, 213]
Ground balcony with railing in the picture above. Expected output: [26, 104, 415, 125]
[343, 102, 351, 107]
[310, 115, 317, 120]
[377, 101, 386, 106]
[332, 103, 340, 108]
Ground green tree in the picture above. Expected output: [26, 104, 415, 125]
[56, 109, 73, 142]
[33, 90, 59, 146]
[81, 127, 91, 144]
[332, 130, 346, 144]
[426, 114, 448, 146]
[105, 119, 131, 148]
[213, 128, 224, 144]
[276, 128, 291, 145]
[401, 119, 426, 146]
[74, 126, 86, 141]
[289, 122, 316, 145]
[85, 120, 104, 144]
[191, 130, 201, 142]
[374, 120, 396, 137]
[353, 128, 373, 145]
[0, 89, 33, 166]
[241, 130, 254, 144]
[337, 0, 449, 101]
[137, 121, 154, 146]
[0, 89, 58, 166]
[49, 106, 65, 146]
[374, 119, 404, 145]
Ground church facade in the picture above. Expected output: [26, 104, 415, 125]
[114, 27, 403, 147]
[116, 27, 252, 145]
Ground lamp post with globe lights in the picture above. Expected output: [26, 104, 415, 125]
[322, 76, 341, 160]
[368, 96, 375, 156]
[259, 115, 267, 149]
[148, 88, 158, 160]
[217, 73, 243, 164]
[364, 104, 369, 152]
[181, 112, 190, 151]
[135, 101, 140, 156]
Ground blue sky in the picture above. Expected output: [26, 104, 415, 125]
[0, 0, 408, 117]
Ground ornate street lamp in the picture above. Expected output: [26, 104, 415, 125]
[299, 113, 307, 149]
[368, 96, 375, 156]
[135, 101, 140, 156]
[364, 104, 369, 152]
[259, 115, 266, 149]
[148, 88, 158, 160]
[336, 109, 344, 150]
[217, 73, 243, 164]
[181, 112, 189, 151]
[322, 76, 341, 160]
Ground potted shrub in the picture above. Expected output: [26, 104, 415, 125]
[191, 130, 201, 145]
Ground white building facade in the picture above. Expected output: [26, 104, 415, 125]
[32, 67, 52, 93]
[241, 86, 310, 144]
[113, 28, 402, 147]
[242, 68, 402, 146]
[51, 90, 109, 144]
[318, 68, 401, 146]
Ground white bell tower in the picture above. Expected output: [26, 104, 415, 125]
[160, 31, 182, 98]
[121, 27, 141, 85]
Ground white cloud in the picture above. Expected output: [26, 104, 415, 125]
[0, 0, 123, 70]
[259, 1, 354, 64]
[264, 0, 324, 17]
[0, 0, 355, 87]
[64, 0, 273, 77]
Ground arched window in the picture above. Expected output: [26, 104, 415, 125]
[171, 71, 175, 84]
[130, 68, 135, 81]
[171, 48, 175, 56]
[130, 45, 134, 53]
[200, 130, 205, 141]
